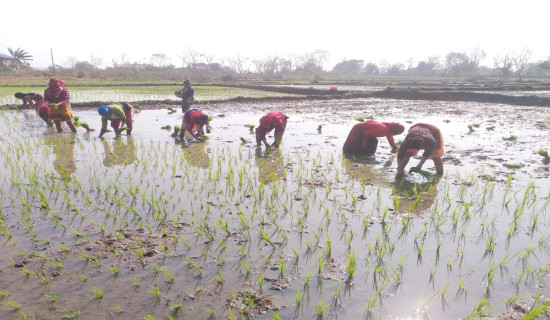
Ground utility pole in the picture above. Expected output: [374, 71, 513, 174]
[50, 48, 55, 71]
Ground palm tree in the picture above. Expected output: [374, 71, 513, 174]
[7, 47, 33, 69]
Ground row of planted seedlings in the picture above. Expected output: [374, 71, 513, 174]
[1, 109, 549, 319]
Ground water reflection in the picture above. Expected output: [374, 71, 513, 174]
[44, 134, 76, 181]
[102, 136, 138, 167]
[392, 176, 440, 214]
[183, 142, 210, 169]
[343, 154, 439, 214]
[342, 153, 380, 182]
[255, 148, 284, 185]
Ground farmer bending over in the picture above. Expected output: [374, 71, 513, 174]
[14, 92, 51, 125]
[98, 103, 135, 137]
[256, 111, 288, 150]
[396, 123, 444, 178]
[44, 78, 77, 132]
[178, 108, 210, 140]
[343, 120, 404, 156]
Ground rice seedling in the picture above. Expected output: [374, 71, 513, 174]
[111, 304, 124, 313]
[257, 273, 265, 290]
[504, 163, 524, 169]
[314, 299, 330, 318]
[214, 268, 225, 283]
[73, 274, 88, 281]
[454, 278, 468, 300]
[294, 288, 304, 306]
[150, 285, 161, 299]
[91, 288, 103, 299]
[503, 134, 518, 141]
[537, 149, 550, 163]
[130, 277, 141, 287]
[277, 257, 286, 278]
[345, 251, 356, 283]
[57, 308, 81, 319]
[171, 126, 181, 137]
[1, 299, 21, 311]
[19, 312, 36, 320]
[103, 265, 119, 276]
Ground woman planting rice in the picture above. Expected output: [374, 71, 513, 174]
[44, 78, 77, 132]
[98, 103, 135, 137]
[255, 111, 288, 150]
[14, 92, 51, 125]
[178, 108, 210, 140]
[396, 123, 444, 178]
[343, 120, 404, 156]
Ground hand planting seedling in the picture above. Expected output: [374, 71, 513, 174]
[409, 166, 436, 178]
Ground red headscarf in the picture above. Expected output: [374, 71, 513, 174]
[259, 115, 273, 129]
[48, 78, 63, 96]
[383, 122, 405, 135]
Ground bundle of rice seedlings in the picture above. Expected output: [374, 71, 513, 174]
[80, 122, 94, 131]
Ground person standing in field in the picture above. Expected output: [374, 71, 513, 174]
[396, 123, 444, 177]
[343, 120, 405, 156]
[176, 80, 195, 112]
[98, 103, 135, 137]
[44, 78, 77, 133]
[178, 108, 210, 140]
[255, 111, 288, 150]
[14, 92, 52, 125]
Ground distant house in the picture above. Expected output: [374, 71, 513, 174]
[188, 63, 222, 72]
[0, 53, 29, 69]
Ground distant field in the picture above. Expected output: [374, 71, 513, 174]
[0, 85, 302, 105]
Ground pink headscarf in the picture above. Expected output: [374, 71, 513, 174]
[384, 122, 405, 135]
[48, 78, 63, 95]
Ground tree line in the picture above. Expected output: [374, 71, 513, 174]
[4, 46, 550, 81]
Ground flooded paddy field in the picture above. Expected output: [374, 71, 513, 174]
[0, 97, 549, 319]
[0, 86, 301, 105]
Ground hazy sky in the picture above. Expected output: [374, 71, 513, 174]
[2, 0, 549, 69]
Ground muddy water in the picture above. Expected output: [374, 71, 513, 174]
[270, 84, 387, 91]
[482, 90, 550, 98]
[0, 98, 549, 319]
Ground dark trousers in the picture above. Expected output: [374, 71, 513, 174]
[361, 137, 378, 155]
